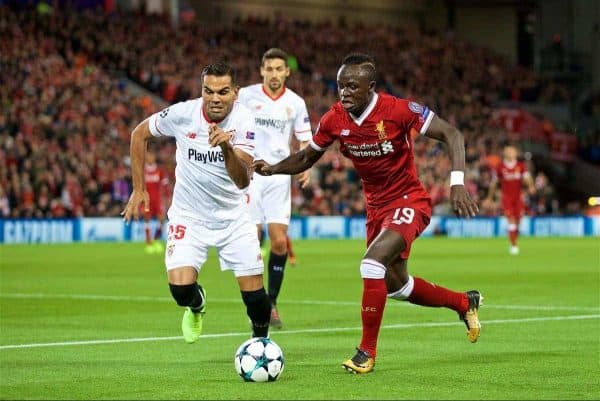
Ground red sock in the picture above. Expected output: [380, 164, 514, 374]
[359, 278, 387, 359]
[509, 229, 518, 246]
[144, 224, 152, 244]
[407, 277, 469, 314]
[286, 236, 295, 258]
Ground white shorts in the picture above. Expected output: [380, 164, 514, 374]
[247, 173, 291, 225]
[164, 213, 264, 277]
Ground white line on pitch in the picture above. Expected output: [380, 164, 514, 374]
[1, 314, 598, 350]
[1, 292, 599, 312]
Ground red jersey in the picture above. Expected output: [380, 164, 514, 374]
[144, 163, 169, 197]
[494, 160, 528, 200]
[312, 93, 433, 208]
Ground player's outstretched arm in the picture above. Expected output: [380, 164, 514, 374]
[254, 146, 323, 176]
[121, 118, 152, 223]
[424, 115, 479, 218]
[296, 140, 312, 188]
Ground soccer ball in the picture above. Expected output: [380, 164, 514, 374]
[234, 337, 284, 382]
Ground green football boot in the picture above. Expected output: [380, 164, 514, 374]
[181, 287, 206, 344]
[153, 241, 164, 254]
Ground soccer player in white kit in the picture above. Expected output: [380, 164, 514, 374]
[121, 62, 271, 343]
[238, 48, 313, 328]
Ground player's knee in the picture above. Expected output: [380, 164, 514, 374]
[169, 283, 197, 307]
[387, 275, 414, 300]
[269, 236, 287, 254]
[359, 258, 386, 279]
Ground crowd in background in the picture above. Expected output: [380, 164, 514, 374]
[0, 6, 568, 219]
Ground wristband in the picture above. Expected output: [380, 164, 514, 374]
[450, 171, 464, 186]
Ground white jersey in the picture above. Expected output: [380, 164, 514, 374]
[148, 98, 255, 222]
[238, 84, 312, 165]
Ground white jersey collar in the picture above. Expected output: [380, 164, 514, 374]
[349, 93, 379, 126]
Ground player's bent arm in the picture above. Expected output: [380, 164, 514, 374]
[425, 115, 479, 217]
[270, 146, 323, 175]
[225, 147, 253, 189]
[423, 115, 466, 173]
[130, 118, 153, 191]
[121, 118, 152, 222]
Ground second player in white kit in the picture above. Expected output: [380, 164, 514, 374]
[238, 48, 313, 328]
[239, 83, 312, 226]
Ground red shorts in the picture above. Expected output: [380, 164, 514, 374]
[366, 195, 432, 260]
[502, 197, 523, 219]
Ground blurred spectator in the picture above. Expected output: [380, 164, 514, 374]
[0, 5, 570, 218]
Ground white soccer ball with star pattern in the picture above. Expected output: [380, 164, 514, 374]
[234, 337, 284, 382]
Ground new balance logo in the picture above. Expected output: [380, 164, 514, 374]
[186, 132, 197, 139]
[340, 129, 350, 136]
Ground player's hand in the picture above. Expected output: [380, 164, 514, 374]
[297, 170, 310, 188]
[208, 123, 232, 149]
[252, 160, 274, 176]
[120, 189, 150, 223]
[450, 185, 479, 218]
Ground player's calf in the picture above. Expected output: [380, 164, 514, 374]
[241, 288, 271, 338]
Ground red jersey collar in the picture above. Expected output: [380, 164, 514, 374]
[202, 105, 225, 124]
[262, 85, 286, 101]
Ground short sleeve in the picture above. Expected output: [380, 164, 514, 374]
[231, 109, 256, 158]
[237, 87, 249, 107]
[393, 99, 435, 135]
[148, 101, 189, 138]
[310, 111, 337, 151]
[293, 98, 312, 142]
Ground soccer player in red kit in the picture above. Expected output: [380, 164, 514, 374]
[143, 150, 169, 254]
[488, 145, 535, 255]
[254, 53, 482, 374]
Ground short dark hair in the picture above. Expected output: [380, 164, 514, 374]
[201, 61, 236, 84]
[262, 48, 288, 66]
[341, 53, 376, 82]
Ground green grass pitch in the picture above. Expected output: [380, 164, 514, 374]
[1, 237, 599, 400]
